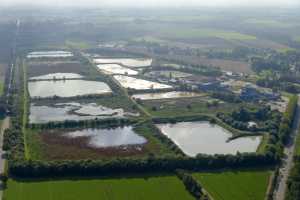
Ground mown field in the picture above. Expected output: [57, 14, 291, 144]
[193, 170, 271, 200]
[4, 175, 194, 200]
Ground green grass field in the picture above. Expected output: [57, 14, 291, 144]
[245, 19, 295, 28]
[0, 82, 4, 96]
[294, 36, 300, 42]
[4, 175, 193, 200]
[143, 97, 237, 118]
[193, 170, 270, 200]
[294, 129, 300, 157]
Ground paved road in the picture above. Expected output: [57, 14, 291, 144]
[0, 117, 10, 198]
[273, 98, 300, 200]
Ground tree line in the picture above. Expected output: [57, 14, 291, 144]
[176, 169, 210, 200]
[9, 153, 277, 178]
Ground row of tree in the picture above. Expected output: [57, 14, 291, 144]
[176, 169, 209, 200]
[217, 106, 281, 132]
[278, 95, 298, 145]
[9, 153, 277, 178]
[286, 161, 300, 200]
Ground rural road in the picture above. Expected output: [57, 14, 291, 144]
[0, 117, 10, 199]
[273, 97, 300, 200]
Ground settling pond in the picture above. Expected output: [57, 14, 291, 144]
[29, 102, 138, 124]
[63, 126, 147, 148]
[132, 91, 202, 100]
[156, 121, 261, 156]
[29, 73, 83, 80]
[97, 64, 138, 75]
[28, 80, 111, 98]
[93, 58, 152, 68]
[27, 51, 73, 58]
[114, 75, 172, 90]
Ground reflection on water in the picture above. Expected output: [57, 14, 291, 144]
[97, 64, 138, 75]
[156, 121, 261, 157]
[29, 102, 134, 123]
[27, 51, 73, 58]
[93, 58, 152, 68]
[28, 80, 112, 98]
[132, 91, 202, 100]
[64, 126, 147, 148]
[29, 73, 83, 80]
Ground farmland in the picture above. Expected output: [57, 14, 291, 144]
[193, 170, 271, 200]
[4, 175, 194, 200]
[2, 6, 300, 200]
[158, 28, 257, 41]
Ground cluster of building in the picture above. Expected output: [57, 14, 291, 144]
[146, 67, 281, 103]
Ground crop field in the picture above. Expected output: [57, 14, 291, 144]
[244, 19, 296, 28]
[142, 97, 237, 117]
[155, 54, 253, 74]
[193, 170, 271, 200]
[159, 28, 257, 41]
[238, 38, 293, 52]
[4, 175, 193, 200]
[26, 123, 175, 160]
[199, 58, 253, 74]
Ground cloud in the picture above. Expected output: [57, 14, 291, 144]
[1, 0, 300, 7]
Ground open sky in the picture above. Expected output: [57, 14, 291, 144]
[1, 0, 300, 7]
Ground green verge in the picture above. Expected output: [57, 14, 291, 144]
[4, 175, 194, 200]
[193, 170, 271, 200]
[143, 97, 237, 118]
[22, 60, 30, 159]
[0, 82, 4, 96]
[294, 128, 300, 157]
